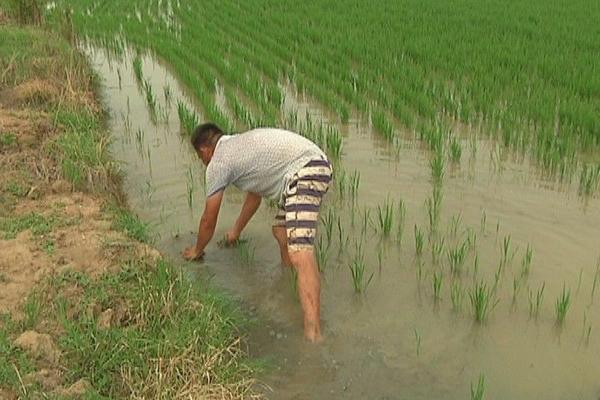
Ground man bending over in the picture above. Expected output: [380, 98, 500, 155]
[183, 123, 332, 343]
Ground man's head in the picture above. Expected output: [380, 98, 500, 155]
[191, 123, 223, 165]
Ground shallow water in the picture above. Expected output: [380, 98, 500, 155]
[86, 46, 600, 400]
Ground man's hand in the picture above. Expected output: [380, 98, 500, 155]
[183, 246, 204, 261]
[225, 229, 240, 246]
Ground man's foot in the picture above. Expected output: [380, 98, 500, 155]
[305, 330, 324, 344]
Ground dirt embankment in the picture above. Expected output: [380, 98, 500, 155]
[0, 19, 258, 399]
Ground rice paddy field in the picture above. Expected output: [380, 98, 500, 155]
[54, 0, 600, 398]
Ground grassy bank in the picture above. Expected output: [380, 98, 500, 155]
[0, 16, 259, 400]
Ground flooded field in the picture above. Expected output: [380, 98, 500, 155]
[87, 47, 600, 399]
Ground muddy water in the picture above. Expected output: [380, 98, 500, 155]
[86, 46, 600, 399]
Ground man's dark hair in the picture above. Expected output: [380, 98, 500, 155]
[191, 123, 223, 150]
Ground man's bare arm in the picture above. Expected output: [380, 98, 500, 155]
[228, 192, 262, 242]
[183, 190, 224, 260]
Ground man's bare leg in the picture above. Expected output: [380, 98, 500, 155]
[289, 248, 322, 343]
[272, 226, 292, 267]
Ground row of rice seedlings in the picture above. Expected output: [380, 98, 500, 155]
[430, 151, 445, 183]
[348, 241, 373, 294]
[177, 101, 198, 135]
[376, 197, 395, 238]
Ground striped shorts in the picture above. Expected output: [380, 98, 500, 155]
[274, 158, 333, 252]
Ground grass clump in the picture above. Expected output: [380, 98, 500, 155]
[0, 212, 58, 239]
[108, 204, 152, 243]
[44, 260, 260, 398]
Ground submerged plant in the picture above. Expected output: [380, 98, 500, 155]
[591, 256, 600, 301]
[555, 284, 571, 326]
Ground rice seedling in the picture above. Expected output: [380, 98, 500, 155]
[433, 271, 443, 301]
[376, 197, 395, 238]
[176, 101, 198, 135]
[237, 240, 256, 266]
[469, 280, 497, 323]
[315, 236, 328, 272]
[430, 151, 445, 183]
[465, 228, 477, 251]
[396, 200, 407, 245]
[321, 208, 335, 248]
[520, 244, 533, 277]
[472, 253, 480, 281]
[132, 54, 143, 83]
[528, 282, 545, 319]
[591, 256, 600, 302]
[448, 136, 462, 163]
[448, 241, 468, 276]
[451, 280, 464, 312]
[348, 242, 373, 294]
[349, 170, 360, 200]
[414, 225, 424, 257]
[361, 207, 371, 237]
[431, 237, 445, 265]
[186, 166, 194, 209]
[576, 267, 584, 295]
[414, 328, 422, 356]
[142, 79, 157, 115]
[470, 374, 486, 400]
[449, 213, 461, 237]
[336, 168, 347, 200]
[426, 186, 443, 237]
[578, 163, 600, 196]
[499, 234, 514, 270]
[555, 284, 571, 326]
[480, 211, 487, 234]
[512, 275, 523, 307]
[325, 126, 343, 160]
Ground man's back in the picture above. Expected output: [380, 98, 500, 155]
[205, 128, 327, 201]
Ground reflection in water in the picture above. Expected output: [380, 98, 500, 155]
[86, 46, 600, 400]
